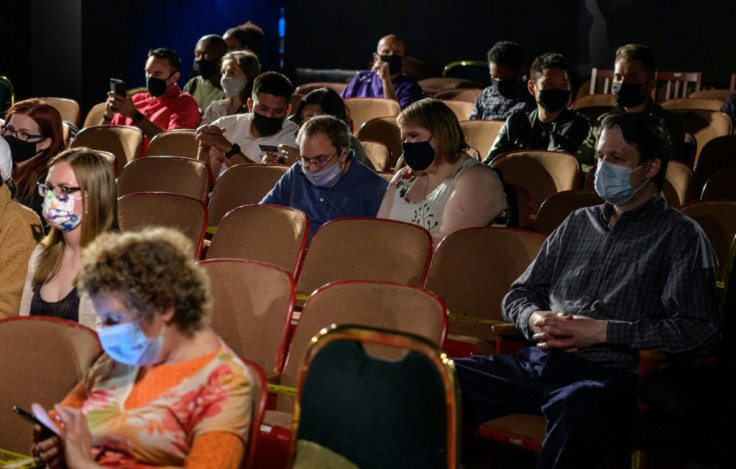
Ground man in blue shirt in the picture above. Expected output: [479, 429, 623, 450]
[261, 115, 388, 240]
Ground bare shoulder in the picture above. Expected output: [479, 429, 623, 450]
[456, 160, 502, 190]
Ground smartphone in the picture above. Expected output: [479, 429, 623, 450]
[110, 78, 126, 97]
[259, 144, 279, 153]
[13, 406, 56, 440]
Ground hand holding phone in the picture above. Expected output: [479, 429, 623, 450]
[110, 78, 126, 97]
[13, 405, 61, 441]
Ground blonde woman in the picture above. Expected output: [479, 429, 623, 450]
[20, 147, 118, 327]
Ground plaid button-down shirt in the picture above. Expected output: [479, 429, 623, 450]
[469, 84, 535, 121]
[503, 193, 719, 371]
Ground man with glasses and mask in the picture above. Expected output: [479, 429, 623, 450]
[577, 44, 686, 167]
[260, 115, 387, 241]
[484, 52, 589, 163]
[196, 71, 298, 178]
[469, 41, 535, 121]
[101, 48, 200, 154]
[341, 34, 423, 109]
[457, 112, 718, 468]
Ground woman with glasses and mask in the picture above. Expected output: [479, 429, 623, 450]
[19, 147, 118, 328]
[377, 98, 507, 247]
[2, 99, 65, 217]
[31, 228, 253, 469]
[201, 50, 260, 125]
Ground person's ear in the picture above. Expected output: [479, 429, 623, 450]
[527, 79, 536, 98]
[645, 77, 656, 99]
[37, 137, 51, 151]
[247, 98, 254, 113]
[170, 71, 181, 85]
[645, 158, 661, 179]
[158, 304, 176, 324]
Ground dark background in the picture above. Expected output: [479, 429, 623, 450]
[4, 0, 735, 118]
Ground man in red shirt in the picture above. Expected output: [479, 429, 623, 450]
[101, 48, 201, 154]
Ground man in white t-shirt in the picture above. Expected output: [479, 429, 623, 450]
[196, 71, 297, 177]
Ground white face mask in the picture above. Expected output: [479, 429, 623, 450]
[220, 76, 247, 98]
[97, 320, 164, 366]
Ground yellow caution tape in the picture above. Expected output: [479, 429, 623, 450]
[448, 313, 506, 325]
[268, 384, 297, 397]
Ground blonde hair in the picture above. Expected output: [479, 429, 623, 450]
[34, 147, 118, 284]
[396, 98, 469, 165]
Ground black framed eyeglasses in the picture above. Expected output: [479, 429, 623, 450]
[300, 149, 340, 170]
[1, 124, 45, 142]
[37, 183, 81, 201]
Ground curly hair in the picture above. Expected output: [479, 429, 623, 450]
[487, 41, 523, 69]
[78, 228, 211, 335]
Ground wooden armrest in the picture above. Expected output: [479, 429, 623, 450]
[267, 371, 281, 384]
[639, 349, 669, 361]
[491, 323, 520, 336]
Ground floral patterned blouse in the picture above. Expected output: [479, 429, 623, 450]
[80, 343, 252, 467]
[389, 158, 480, 232]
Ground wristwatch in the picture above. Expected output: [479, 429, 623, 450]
[132, 111, 144, 123]
[224, 143, 241, 159]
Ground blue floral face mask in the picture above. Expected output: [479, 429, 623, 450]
[594, 159, 649, 205]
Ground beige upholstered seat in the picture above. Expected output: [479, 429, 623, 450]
[442, 100, 475, 122]
[356, 116, 402, 167]
[534, 190, 603, 234]
[82, 102, 107, 129]
[460, 120, 505, 160]
[344, 98, 400, 136]
[40, 96, 81, 126]
[117, 156, 211, 201]
[359, 139, 391, 171]
[701, 169, 736, 200]
[146, 129, 199, 158]
[72, 125, 143, 175]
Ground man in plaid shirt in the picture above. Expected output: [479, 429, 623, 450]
[456, 113, 719, 467]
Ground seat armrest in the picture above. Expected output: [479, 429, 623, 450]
[491, 323, 520, 336]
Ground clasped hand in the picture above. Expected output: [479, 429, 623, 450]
[529, 311, 607, 352]
[195, 125, 231, 153]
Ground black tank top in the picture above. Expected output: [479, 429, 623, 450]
[30, 283, 80, 322]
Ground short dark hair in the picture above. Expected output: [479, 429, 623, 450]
[294, 88, 348, 127]
[615, 44, 656, 81]
[530, 52, 567, 82]
[225, 21, 264, 53]
[487, 41, 523, 69]
[252, 71, 293, 103]
[148, 47, 182, 73]
[198, 34, 228, 59]
[600, 112, 670, 190]
[297, 115, 350, 152]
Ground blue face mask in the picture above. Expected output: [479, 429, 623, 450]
[594, 159, 649, 205]
[98, 320, 164, 366]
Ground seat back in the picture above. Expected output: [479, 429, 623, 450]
[443, 60, 491, 87]
[241, 357, 268, 469]
[434, 87, 483, 103]
[117, 192, 208, 258]
[589, 68, 615, 94]
[689, 89, 734, 100]
[680, 200, 736, 283]
[534, 190, 603, 234]
[460, 120, 505, 160]
[0, 317, 101, 453]
[490, 150, 580, 216]
[280, 281, 447, 412]
[117, 156, 211, 201]
[655, 71, 702, 101]
[671, 110, 732, 168]
[206, 204, 309, 276]
[442, 100, 475, 122]
[425, 228, 546, 340]
[693, 134, 736, 194]
[572, 93, 616, 122]
[293, 82, 347, 96]
[72, 125, 143, 175]
[82, 102, 107, 129]
[418, 77, 481, 97]
[344, 98, 401, 136]
[199, 259, 294, 375]
[701, 169, 736, 200]
[663, 161, 693, 208]
[661, 98, 725, 112]
[146, 129, 199, 158]
[358, 139, 391, 171]
[291, 324, 459, 469]
[296, 218, 432, 297]
[357, 116, 402, 167]
[40, 97, 81, 126]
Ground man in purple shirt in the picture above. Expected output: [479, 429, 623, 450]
[341, 34, 423, 109]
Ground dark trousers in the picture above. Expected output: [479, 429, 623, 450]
[455, 346, 638, 468]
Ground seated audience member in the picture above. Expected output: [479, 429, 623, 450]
[377, 98, 506, 246]
[577, 44, 686, 165]
[2, 99, 65, 217]
[20, 148, 118, 328]
[456, 113, 718, 468]
[0, 138, 41, 318]
[196, 71, 298, 177]
[261, 115, 387, 240]
[224, 21, 264, 55]
[485, 52, 589, 163]
[341, 34, 423, 109]
[201, 51, 261, 125]
[102, 48, 201, 154]
[720, 93, 736, 133]
[267, 88, 367, 165]
[183, 35, 228, 112]
[469, 41, 535, 121]
[32, 228, 252, 469]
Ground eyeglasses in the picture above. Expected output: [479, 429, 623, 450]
[300, 149, 340, 170]
[37, 183, 81, 202]
[1, 124, 45, 142]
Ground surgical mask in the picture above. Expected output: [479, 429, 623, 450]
[379, 55, 403, 75]
[493, 78, 518, 98]
[252, 111, 285, 136]
[302, 157, 344, 188]
[98, 320, 164, 366]
[146, 75, 169, 97]
[193, 58, 217, 80]
[41, 191, 81, 232]
[612, 82, 647, 108]
[537, 88, 570, 113]
[402, 140, 435, 171]
[4, 135, 40, 163]
[220, 76, 247, 98]
[594, 159, 649, 205]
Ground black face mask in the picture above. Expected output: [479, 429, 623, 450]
[146, 75, 169, 97]
[402, 140, 435, 171]
[4, 135, 40, 163]
[252, 111, 285, 136]
[612, 82, 647, 108]
[537, 88, 570, 113]
[379, 55, 403, 75]
[193, 58, 217, 80]
[492, 77, 518, 98]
